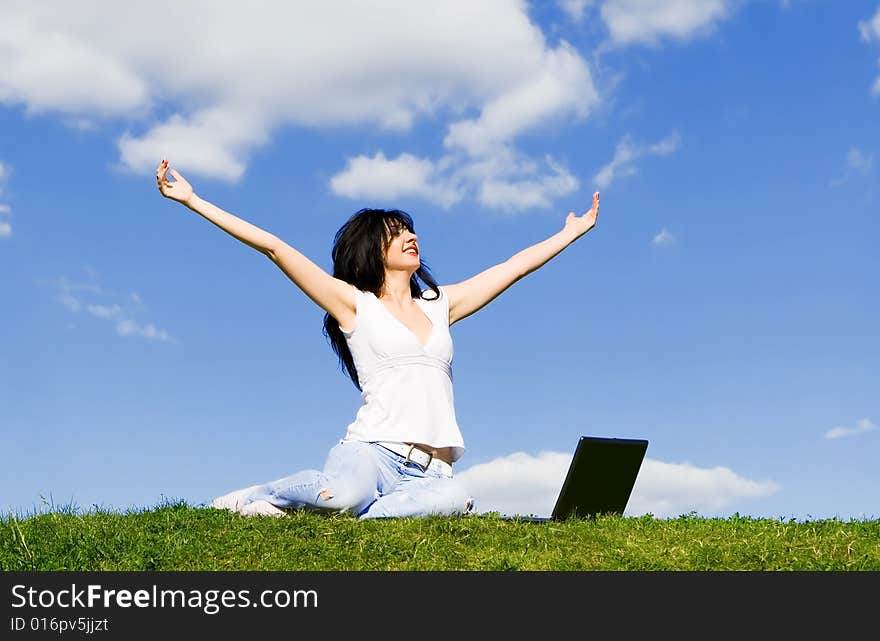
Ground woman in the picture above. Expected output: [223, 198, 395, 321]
[155, 159, 600, 519]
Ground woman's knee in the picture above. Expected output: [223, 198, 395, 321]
[360, 477, 472, 519]
[314, 440, 380, 513]
[309, 476, 376, 514]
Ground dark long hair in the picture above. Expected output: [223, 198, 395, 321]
[322, 208, 440, 390]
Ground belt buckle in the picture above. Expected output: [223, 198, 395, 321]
[405, 444, 433, 472]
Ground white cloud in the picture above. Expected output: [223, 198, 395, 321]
[824, 418, 877, 440]
[330, 152, 462, 208]
[476, 164, 578, 210]
[331, 36, 593, 211]
[858, 7, 880, 42]
[559, 0, 595, 22]
[86, 303, 123, 319]
[458, 147, 581, 211]
[51, 275, 172, 342]
[331, 147, 579, 212]
[0, 161, 11, 238]
[52, 276, 104, 313]
[859, 8, 880, 94]
[443, 41, 597, 156]
[0, 9, 148, 117]
[600, 0, 732, 47]
[456, 452, 572, 518]
[57, 291, 81, 312]
[456, 450, 780, 519]
[0, 1, 597, 210]
[593, 131, 680, 189]
[652, 228, 675, 246]
[831, 146, 875, 186]
[54, 276, 104, 296]
[627, 459, 780, 518]
[116, 319, 171, 341]
[847, 147, 875, 173]
[117, 110, 263, 182]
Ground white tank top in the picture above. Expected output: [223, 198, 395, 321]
[340, 285, 465, 462]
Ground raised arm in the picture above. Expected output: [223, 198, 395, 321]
[155, 159, 355, 326]
[444, 192, 600, 325]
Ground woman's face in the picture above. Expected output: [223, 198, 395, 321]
[383, 223, 420, 272]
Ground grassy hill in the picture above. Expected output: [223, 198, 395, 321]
[2, 501, 878, 571]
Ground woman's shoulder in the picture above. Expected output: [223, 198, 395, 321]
[419, 286, 445, 302]
[352, 286, 378, 300]
[418, 287, 449, 319]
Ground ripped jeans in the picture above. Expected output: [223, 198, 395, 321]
[213, 439, 473, 519]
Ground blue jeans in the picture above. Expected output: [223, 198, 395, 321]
[241, 440, 473, 519]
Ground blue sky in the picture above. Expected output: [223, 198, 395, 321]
[1, 0, 877, 521]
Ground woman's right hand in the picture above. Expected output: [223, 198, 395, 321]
[156, 159, 194, 205]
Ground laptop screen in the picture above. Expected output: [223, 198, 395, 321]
[551, 436, 649, 520]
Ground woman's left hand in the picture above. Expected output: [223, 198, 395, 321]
[563, 191, 600, 238]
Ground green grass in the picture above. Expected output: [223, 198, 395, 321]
[2, 500, 878, 571]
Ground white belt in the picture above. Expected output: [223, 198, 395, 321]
[377, 441, 452, 477]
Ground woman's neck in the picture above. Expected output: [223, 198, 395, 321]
[380, 271, 415, 306]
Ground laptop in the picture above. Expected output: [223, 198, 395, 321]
[505, 436, 649, 522]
